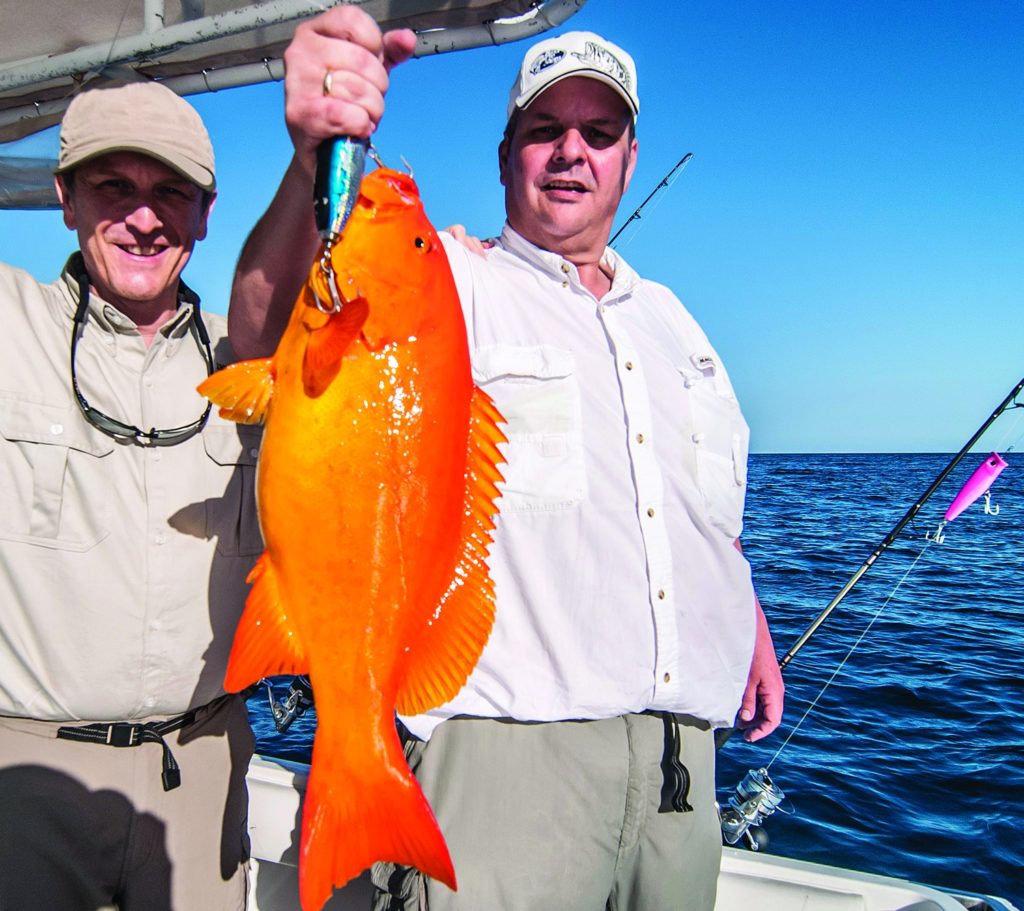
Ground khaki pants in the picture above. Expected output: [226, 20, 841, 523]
[0, 696, 254, 911]
[371, 713, 721, 911]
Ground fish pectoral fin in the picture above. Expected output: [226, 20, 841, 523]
[197, 358, 275, 424]
[396, 387, 508, 716]
[224, 552, 308, 691]
[302, 297, 369, 398]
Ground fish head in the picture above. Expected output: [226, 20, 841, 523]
[319, 167, 455, 350]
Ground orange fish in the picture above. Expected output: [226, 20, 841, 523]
[198, 167, 506, 911]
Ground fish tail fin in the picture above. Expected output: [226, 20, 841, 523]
[299, 727, 456, 911]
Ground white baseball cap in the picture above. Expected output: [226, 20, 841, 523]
[507, 31, 639, 123]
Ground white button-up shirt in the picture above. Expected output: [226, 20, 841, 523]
[403, 226, 756, 738]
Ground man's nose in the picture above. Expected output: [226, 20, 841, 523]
[124, 199, 162, 233]
[552, 128, 587, 162]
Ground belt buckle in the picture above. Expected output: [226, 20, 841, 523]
[106, 723, 141, 747]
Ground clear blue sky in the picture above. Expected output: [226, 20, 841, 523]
[2, 0, 1021, 453]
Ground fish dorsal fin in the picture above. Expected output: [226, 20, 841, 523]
[223, 552, 309, 692]
[197, 358, 275, 424]
[396, 387, 507, 716]
[302, 296, 368, 397]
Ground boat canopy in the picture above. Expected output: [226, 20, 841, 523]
[0, 0, 586, 208]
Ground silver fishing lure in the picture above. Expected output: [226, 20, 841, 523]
[313, 137, 376, 314]
[313, 136, 369, 244]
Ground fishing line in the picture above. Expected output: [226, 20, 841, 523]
[764, 541, 933, 772]
[99, 0, 137, 77]
[994, 402, 1024, 453]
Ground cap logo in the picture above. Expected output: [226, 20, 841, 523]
[529, 48, 566, 75]
[573, 41, 632, 91]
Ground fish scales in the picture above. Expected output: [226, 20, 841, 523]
[198, 167, 506, 911]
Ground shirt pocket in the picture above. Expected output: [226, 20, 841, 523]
[202, 422, 264, 556]
[0, 396, 114, 551]
[678, 365, 749, 539]
[473, 344, 586, 512]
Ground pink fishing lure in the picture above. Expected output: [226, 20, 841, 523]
[944, 452, 1008, 522]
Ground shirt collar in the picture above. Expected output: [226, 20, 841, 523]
[497, 223, 642, 302]
[58, 251, 198, 339]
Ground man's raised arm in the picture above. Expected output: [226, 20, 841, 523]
[228, 6, 416, 358]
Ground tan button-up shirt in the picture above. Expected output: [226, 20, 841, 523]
[0, 259, 261, 722]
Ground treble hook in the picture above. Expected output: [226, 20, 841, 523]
[925, 521, 946, 544]
[314, 248, 346, 315]
[983, 490, 1000, 516]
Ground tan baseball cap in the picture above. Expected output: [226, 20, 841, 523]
[507, 31, 639, 123]
[55, 81, 216, 191]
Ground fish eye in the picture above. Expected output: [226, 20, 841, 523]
[414, 237, 426, 249]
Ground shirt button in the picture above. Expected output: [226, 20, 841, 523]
[561, 280, 569, 288]
[636, 433, 645, 444]
[50, 423, 63, 435]
[647, 507, 656, 518]
[663, 672, 671, 684]
[561, 262, 571, 274]
[151, 450, 161, 461]
[657, 589, 666, 600]
[625, 361, 634, 371]
[150, 620, 162, 631]
[155, 532, 166, 545]
[249, 448, 259, 459]
[692, 431, 705, 444]
[684, 377, 697, 388]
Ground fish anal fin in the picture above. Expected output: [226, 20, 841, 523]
[299, 723, 456, 911]
[224, 552, 308, 692]
[302, 297, 368, 398]
[396, 387, 507, 716]
[197, 358, 275, 424]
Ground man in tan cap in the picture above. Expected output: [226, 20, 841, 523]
[230, 7, 784, 910]
[0, 80, 259, 910]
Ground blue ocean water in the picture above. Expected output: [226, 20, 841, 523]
[248, 452, 1024, 904]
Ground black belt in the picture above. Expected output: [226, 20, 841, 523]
[56, 711, 196, 791]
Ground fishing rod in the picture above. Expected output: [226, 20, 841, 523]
[719, 374, 1024, 851]
[779, 373, 1024, 668]
[609, 152, 693, 248]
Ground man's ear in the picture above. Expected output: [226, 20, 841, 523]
[195, 191, 217, 242]
[622, 137, 639, 194]
[55, 174, 76, 230]
[498, 138, 510, 188]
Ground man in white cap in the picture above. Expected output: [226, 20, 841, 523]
[231, 8, 784, 910]
[0, 81, 259, 909]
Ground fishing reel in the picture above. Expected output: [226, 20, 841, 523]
[260, 675, 315, 734]
[718, 767, 787, 851]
